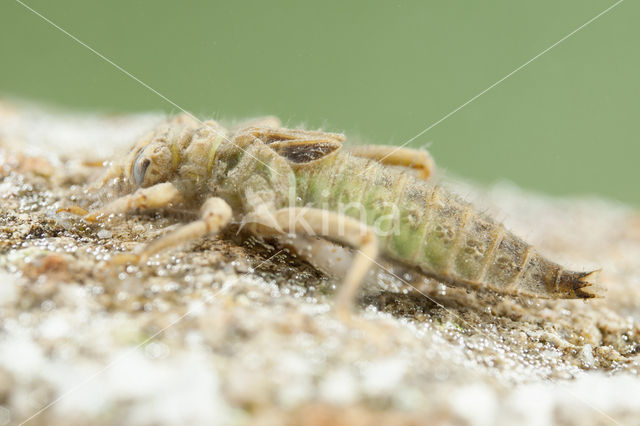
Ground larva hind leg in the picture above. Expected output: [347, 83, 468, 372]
[246, 206, 378, 317]
[349, 145, 435, 179]
[112, 197, 232, 264]
[58, 182, 183, 223]
[277, 234, 354, 283]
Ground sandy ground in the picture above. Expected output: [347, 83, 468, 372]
[0, 101, 639, 426]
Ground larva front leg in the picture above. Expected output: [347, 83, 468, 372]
[112, 197, 232, 264]
[349, 145, 435, 179]
[246, 206, 378, 317]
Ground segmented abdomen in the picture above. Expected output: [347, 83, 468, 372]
[296, 153, 597, 299]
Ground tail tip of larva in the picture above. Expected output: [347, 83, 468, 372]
[567, 269, 605, 299]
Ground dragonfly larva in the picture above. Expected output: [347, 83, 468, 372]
[60, 113, 600, 316]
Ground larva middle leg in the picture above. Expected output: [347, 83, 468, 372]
[232, 116, 282, 132]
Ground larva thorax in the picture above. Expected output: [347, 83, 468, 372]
[111, 115, 294, 213]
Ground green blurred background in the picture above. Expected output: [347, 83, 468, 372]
[1, 1, 637, 204]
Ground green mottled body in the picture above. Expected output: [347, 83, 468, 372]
[293, 153, 594, 299]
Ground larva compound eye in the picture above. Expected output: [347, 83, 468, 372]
[129, 143, 172, 188]
[133, 154, 151, 187]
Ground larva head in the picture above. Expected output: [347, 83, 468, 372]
[129, 137, 174, 188]
[116, 114, 220, 190]
[97, 128, 170, 192]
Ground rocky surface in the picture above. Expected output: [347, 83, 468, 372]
[0, 101, 639, 426]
